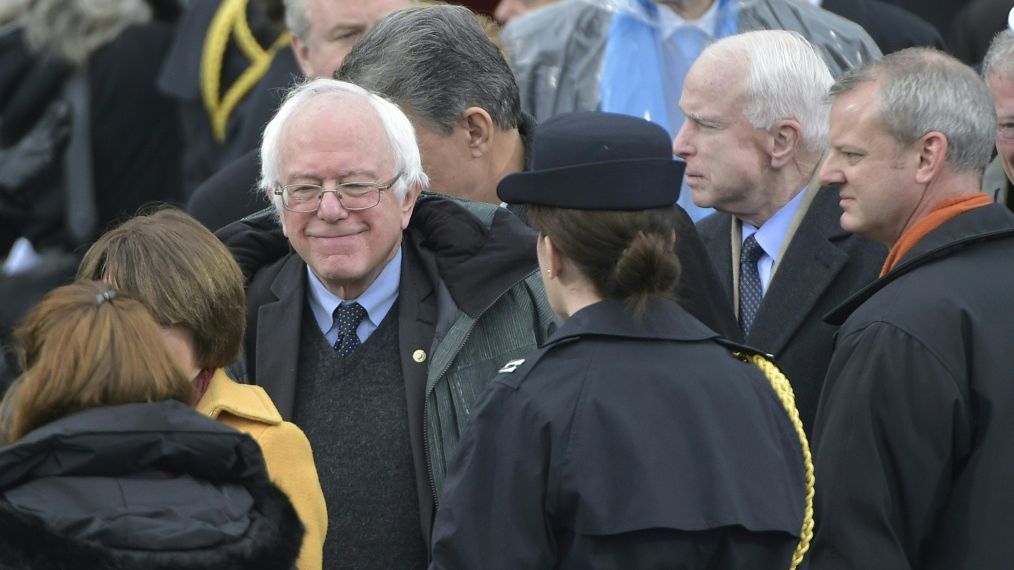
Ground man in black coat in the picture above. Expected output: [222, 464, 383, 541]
[821, 0, 946, 55]
[810, 48, 1014, 568]
[677, 31, 886, 433]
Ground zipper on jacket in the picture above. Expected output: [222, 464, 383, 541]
[423, 271, 543, 507]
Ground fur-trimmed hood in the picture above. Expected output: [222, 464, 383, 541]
[0, 401, 303, 569]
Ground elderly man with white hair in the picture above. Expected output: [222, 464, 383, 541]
[240, 77, 556, 568]
[677, 30, 886, 434]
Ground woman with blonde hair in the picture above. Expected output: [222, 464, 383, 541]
[0, 280, 302, 569]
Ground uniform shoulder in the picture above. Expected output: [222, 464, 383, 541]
[488, 337, 580, 389]
[712, 337, 775, 361]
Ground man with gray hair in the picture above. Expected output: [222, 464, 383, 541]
[336, 5, 526, 206]
[810, 48, 1014, 568]
[242, 77, 556, 567]
[982, 28, 1014, 209]
[677, 30, 885, 433]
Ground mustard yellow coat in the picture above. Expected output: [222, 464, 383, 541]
[197, 369, 326, 570]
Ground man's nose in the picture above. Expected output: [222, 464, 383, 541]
[817, 156, 846, 187]
[317, 190, 349, 221]
[672, 125, 693, 159]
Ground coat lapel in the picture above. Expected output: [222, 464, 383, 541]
[748, 187, 849, 355]
[698, 212, 735, 306]
[255, 254, 306, 419]
[398, 238, 438, 547]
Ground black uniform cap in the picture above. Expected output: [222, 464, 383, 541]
[497, 111, 685, 210]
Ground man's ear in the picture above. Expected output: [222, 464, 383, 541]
[462, 107, 494, 158]
[291, 36, 314, 78]
[769, 118, 803, 168]
[399, 183, 425, 230]
[914, 131, 948, 184]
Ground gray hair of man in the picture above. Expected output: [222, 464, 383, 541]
[259, 78, 428, 213]
[983, 29, 1014, 80]
[828, 48, 996, 174]
[703, 30, 834, 154]
[282, 0, 309, 42]
[336, 5, 521, 136]
[21, 0, 151, 67]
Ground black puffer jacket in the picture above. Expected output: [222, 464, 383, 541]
[0, 400, 303, 569]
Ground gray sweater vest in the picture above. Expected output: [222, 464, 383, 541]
[293, 301, 427, 569]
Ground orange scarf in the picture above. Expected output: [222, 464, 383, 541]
[881, 193, 992, 276]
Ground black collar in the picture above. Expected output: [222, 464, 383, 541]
[546, 297, 718, 346]
[825, 204, 1014, 325]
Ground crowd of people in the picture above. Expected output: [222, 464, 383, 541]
[0, 0, 1012, 568]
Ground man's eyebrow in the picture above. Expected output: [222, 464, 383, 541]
[286, 169, 380, 180]
[686, 111, 721, 125]
[324, 21, 364, 34]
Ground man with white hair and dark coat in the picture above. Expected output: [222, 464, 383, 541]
[231, 76, 556, 567]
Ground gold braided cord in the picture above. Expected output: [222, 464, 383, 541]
[200, 0, 290, 142]
[734, 352, 815, 570]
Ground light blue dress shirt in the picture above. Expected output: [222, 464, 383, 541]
[306, 247, 402, 346]
[740, 187, 808, 295]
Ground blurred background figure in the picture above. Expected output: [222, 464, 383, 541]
[0, 0, 183, 252]
[493, 0, 556, 23]
[982, 24, 1014, 209]
[816, 0, 945, 55]
[949, 0, 1012, 67]
[0, 280, 303, 569]
[77, 207, 327, 570]
[158, 0, 294, 196]
[0, 0, 185, 394]
[186, 0, 411, 231]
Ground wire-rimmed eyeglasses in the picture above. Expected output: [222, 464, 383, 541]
[274, 173, 401, 213]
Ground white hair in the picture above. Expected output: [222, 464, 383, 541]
[282, 0, 309, 42]
[259, 78, 428, 213]
[704, 30, 834, 153]
[983, 29, 1014, 80]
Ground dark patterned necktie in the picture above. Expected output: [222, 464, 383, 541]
[739, 234, 765, 336]
[333, 302, 367, 357]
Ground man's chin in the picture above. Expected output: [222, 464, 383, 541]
[689, 188, 712, 210]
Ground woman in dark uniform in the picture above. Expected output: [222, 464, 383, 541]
[430, 112, 813, 570]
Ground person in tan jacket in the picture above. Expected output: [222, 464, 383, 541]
[77, 207, 327, 570]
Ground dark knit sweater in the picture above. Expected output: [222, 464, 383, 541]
[293, 300, 426, 569]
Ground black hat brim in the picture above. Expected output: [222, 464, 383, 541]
[497, 158, 685, 210]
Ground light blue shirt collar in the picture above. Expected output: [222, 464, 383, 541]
[740, 186, 808, 293]
[306, 247, 401, 346]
